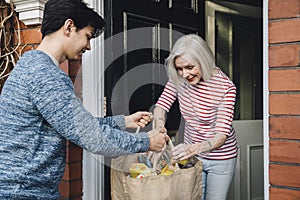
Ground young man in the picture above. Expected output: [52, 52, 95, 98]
[0, 0, 167, 199]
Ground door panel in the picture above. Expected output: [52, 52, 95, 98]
[230, 120, 264, 200]
[105, 0, 204, 131]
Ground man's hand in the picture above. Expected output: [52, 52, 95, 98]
[125, 111, 153, 129]
[147, 127, 169, 151]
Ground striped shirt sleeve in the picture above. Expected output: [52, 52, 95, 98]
[214, 85, 236, 136]
[155, 80, 177, 112]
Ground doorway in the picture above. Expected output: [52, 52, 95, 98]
[104, 1, 205, 199]
[205, 1, 263, 199]
[215, 12, 262, 120]
[102, 0, 263, 199]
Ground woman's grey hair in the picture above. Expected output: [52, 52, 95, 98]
[166, 34, 216, 89]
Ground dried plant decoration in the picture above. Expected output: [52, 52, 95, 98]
[0, 0, 23, 93]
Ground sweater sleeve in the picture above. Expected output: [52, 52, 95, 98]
[28, 61, 149, 156]
[97, 115, 125, 130]
[155, 80, 177, 112]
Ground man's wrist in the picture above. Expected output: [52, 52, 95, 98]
[124, 115, 132, 128]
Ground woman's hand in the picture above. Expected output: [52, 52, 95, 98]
[125, 111, 153, 129]
[172, 134, 227, 161]
[153, 106, 166, 129]
[172, 143, 201, 161]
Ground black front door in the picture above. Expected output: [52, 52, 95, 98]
[104, 1, 204, 198]
[105, 0, 204, 130]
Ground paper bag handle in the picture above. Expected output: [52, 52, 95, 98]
[135, 125, 178, 173]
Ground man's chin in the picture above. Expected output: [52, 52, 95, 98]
[67, 55, 82, 61]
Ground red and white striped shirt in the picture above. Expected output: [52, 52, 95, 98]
[156, 68, 238, 160]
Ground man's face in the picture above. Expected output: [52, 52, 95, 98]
[66, 25, 94, 60]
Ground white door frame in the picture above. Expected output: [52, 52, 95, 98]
[82, 1, 105, 199]
[262, 0, 269, 199]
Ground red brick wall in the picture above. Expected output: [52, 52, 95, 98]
[268, 0, 300, 199]
[16, 22, 83, 200]
[59, 60, 83, 200]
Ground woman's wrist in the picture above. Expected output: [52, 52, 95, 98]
[154, 117, 165, 128]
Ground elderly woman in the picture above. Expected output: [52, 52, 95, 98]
[154, 34, 238, 200]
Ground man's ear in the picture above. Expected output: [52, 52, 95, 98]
[63, 19, 75, 36]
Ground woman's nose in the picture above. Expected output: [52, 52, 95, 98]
[182, 69, 189, 78]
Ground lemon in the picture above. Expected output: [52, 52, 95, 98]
[160, 165, 174, 176]
[129, 163, 151, 178]
[178, 159, 189, 166]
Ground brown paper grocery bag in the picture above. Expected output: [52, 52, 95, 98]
[111, 153, 202, 200]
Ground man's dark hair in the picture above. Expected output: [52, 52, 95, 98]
[41, 0, 105, 38]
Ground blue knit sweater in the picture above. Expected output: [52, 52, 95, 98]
[0, 50, 149, 199]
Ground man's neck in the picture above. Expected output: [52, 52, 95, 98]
[37, 34, 66, 64]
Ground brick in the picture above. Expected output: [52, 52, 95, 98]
[269, 0, 300, 19]
[60, 60, 69, 75]
[60, 134, 83, 198]
[269, 164, 300, 188]
[67, 141, 80, 148]
[59, 179, 83, 197]
[66, 141, 82, 163]
[69, 60, 82, 94]
[270, 116, 300, 140]
[270, 140, 300, 164]
[60, 197, 82, 200]
[269, 69, 300, 91]
[269, 44, 300, 67]
[14, 18, 28, 29]
[270, 94, 300, 115]
[66, 145, 83, 163]
[269, 19, 300, 44]
[69, 61, 82, 76]
[18, 27, 42, 45]
[72, 76, 82, 94]
[18, 45, 35, 55]
[62, 162, 82, 180]
[270, 187, 300, 200]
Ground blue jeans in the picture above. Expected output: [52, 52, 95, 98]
[197, 157, 237, 200]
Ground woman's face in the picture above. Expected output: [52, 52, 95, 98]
[174, 55, 202, 85]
